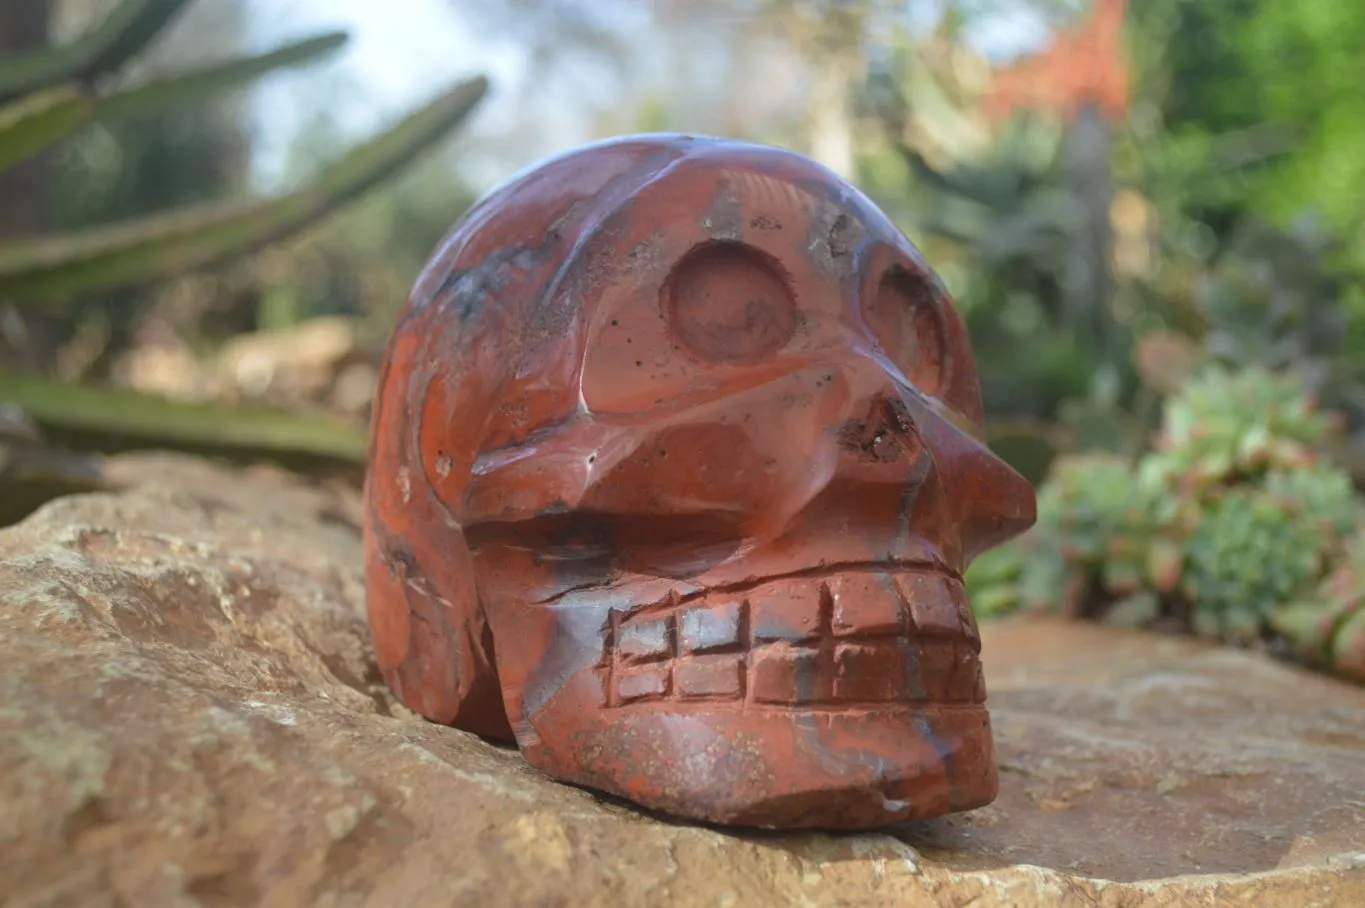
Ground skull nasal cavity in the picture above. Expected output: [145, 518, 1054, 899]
[666, 241, 797, 364]
[838, 394, 922, 464]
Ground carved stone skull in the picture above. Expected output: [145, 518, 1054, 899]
[363, 134, 1037, 830]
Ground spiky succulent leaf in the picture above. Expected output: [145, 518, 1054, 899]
[0, 33, 347, 177]
[0, 372, 366, 464]
[0, 84, 92, 172]
[0, 0, 193, 103]
[0, 75, 488, 304]
[90, 31, 348, 125]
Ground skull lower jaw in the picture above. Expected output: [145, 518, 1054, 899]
[511, 566, 996, 829]
[520, 676, 997, 829]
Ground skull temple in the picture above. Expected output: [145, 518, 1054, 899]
[363, 134, 1037, 830]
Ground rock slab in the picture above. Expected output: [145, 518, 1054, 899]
[2, 452, 1363, 907]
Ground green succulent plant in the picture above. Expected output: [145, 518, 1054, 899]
[1180, 488, 1330, 642]
[1262, 464, 1363, 538]
[1140, 364, 1337, 493]
[967, 363, 1365, 685]
[1043, 454, 1168, 598]
[965, 451, 1174, 618]
[961, 542, 1029, 618]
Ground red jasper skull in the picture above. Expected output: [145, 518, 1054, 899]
[363, 134, 1036, 830]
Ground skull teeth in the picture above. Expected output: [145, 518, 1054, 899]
[599, 570, 985, 709]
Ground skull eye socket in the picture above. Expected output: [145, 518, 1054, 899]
[664, 241, 797, 364]
[866, 266, 949, 395]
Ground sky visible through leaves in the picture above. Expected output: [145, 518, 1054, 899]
[243, 0, 1050, 192]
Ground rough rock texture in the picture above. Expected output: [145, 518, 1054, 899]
[2, 452, 1364, 907]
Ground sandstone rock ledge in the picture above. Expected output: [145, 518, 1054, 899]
[2, 453, 1363, 908]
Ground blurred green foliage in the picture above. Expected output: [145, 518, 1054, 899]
[1122, 0, 1365, 450]
[1145, 0, 1365, 254]
[4, 1, 1365, 676]
[0, 0, 486, 360]
[842, 0, 1365, 479]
